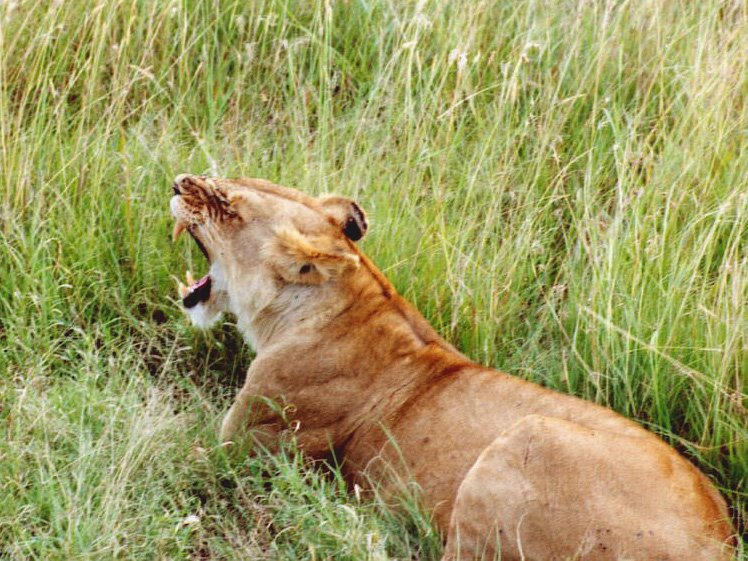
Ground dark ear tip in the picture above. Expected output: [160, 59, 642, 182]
[343, 217, 363, 241]
[343, 201, 368, 241]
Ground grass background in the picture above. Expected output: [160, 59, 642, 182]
[1, 0, 746, 558]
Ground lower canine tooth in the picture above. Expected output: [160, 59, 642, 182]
[186, 270, 195, 285]
[178, 281, 189, 298]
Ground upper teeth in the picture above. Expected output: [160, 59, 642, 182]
[172, 222, 186, 241]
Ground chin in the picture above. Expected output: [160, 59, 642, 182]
[184, 300, 225, 329]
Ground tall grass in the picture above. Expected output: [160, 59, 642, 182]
[1, 0, 746, 558]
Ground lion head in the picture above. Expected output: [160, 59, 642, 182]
[169, 174, 368, 347]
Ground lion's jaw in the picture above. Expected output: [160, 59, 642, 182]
[170, 174, 369, 351]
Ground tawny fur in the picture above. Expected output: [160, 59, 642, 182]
[170, 174, 736, 561]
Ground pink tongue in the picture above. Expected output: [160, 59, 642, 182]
[190, 274, 210, 292]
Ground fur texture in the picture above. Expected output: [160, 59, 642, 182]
[170, 174, 736, 561]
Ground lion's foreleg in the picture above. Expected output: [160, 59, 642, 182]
[220, 389, 254, 443]
[220, 389, 287, 446]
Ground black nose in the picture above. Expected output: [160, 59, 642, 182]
[172, 182, 181, 195]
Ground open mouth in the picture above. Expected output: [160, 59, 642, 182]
[173, 221, 212, 309]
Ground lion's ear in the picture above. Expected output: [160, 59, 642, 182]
[318, 195, 368, 241]
[267, 226, 360, 284]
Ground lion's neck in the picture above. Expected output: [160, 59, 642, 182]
[352, 252, 468, 358]
[238, 283, 344, 351]
[242, 251, 462, 358]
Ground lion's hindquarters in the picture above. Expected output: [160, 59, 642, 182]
[443, 415, 733, 561]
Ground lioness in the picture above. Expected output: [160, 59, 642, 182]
[170, 174, 735, 560]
